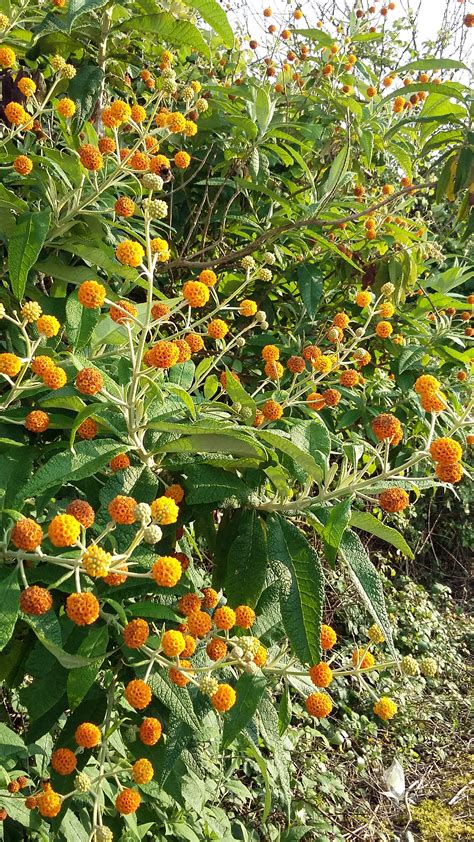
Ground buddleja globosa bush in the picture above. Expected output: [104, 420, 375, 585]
[0, 0, 472, 836]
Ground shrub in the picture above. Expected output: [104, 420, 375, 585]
[0, 0, 472, 836]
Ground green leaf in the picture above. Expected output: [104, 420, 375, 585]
[338, 530, 395, 657]
[225, 510, 267, 607]
[289, 420, 330, 478]
[278, 684, 292, 736]
[182, 464, 250, 504]
[349, 510, 414, 559]
[322, 144, 350, 196]
[396, 57, 469, 74]
[0, 722, 27, 761]
[267, 514, 324, 665]
[26, 439, 126, 497]
[67, 625, 109, 708]
[222, 672, 266, 748]
[322, 498, 352, 565]
[290, 28, 332, 46]
[67, 63, 104, 131]
[397, 345, 426, 374]
[296, 264, 323, 316]
[258, 691, 291, 816]
[254, 86, 273, 135]
[255, 429, 323, 481]
[163, 383, 196, 419]
[126, 602, 180, 621]
[224, 368, 257, 423]
[148, 671, 201, 731]
[120, 13, 210, 56]
[182, 0, 234, 47]
[0, 566, 20, 652]
[168, 360, 195, 390]
[8, 210, 51, 299]
[66, 0, 109, 28]
[25, 613, 102, 668]
[66, 291, 101, 351]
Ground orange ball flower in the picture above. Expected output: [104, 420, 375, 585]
[376, 320, 393, 338]
[306, 693, 333, 718]
[261, 344, 279, 361]
[306, 391, 325, 411]
[66, 592, 100, 625]
[19, 585, 52, 615]
[76, 368, 103, 395]
[352, 647, 375, 669]
[262, 399, 283, 420]
[123, 619, 150, 648]
[51, 748, 77, 775]
[116, 240, 144, 267]
[235, 605, 256, 629]
[202, 587, 219, 608]
[161, 629, 185, 657]
[109, 453, 131, 472]
[139, 717, 162, 745]
[0, 353, 22, 377]
[169, 658, 192, 686]
[208, 319, 228, 340]
[110, 300, 138, 324]
[37, 315, 60, 338]
[379, 487, 409, 512]
[13, 155, 33, 175]
[339, 369, 359, 387]
[174, 150, 191, 168]
[116, 788, 141, 814]
[77, 418, 98, 440]
[78, 280, 106, 309]
[435, 462, 463, 483]
[12, 519, 43, 551]
[151, 555, 182, 587]
[206, 638, 227, 661]
[115, 196, 135, 217]
[124, 679, 152, 709]
[371, 413, 403, 445]
[108, 495, 137, 524]
[66, 499, 95, 528]
[38, 789, 61, 818]
[178, 593, 202, 616]
[42, 366, 67, 390]
[75, 722, 101, 748]
[187, 610, 212, 638]
[132, 758, 154, 784]
[214, 606, 236, 630]
[211, 683, 236, 712]
[198, 269, 217, 288]
[429, 437, 462, 465]
[25, 409, 49, 433]
[78, 144, 103, 171]
[183, 280, 210, 307]
[48, 514, 81, 547]
[56, 97, 75, 118]
[309, 662, 333, 688]
[287, 355, 306, 374]
[320, 624, 337, 650]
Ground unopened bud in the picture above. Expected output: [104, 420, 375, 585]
[143, 524, 163, 544]
[381, 282, 395, 297]
[255, 310, 267, 323]
[235, 336, 246, 348]
[199, 676, 219, 697]
[260, 320, 269, 330]
[400, 655, 419, 676]
[135, 502, 151, 524]
[74, 772, 91, 792]
[263, 251, 276, 264]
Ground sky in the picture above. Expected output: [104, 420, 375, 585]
[232, 0, 473, 56]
